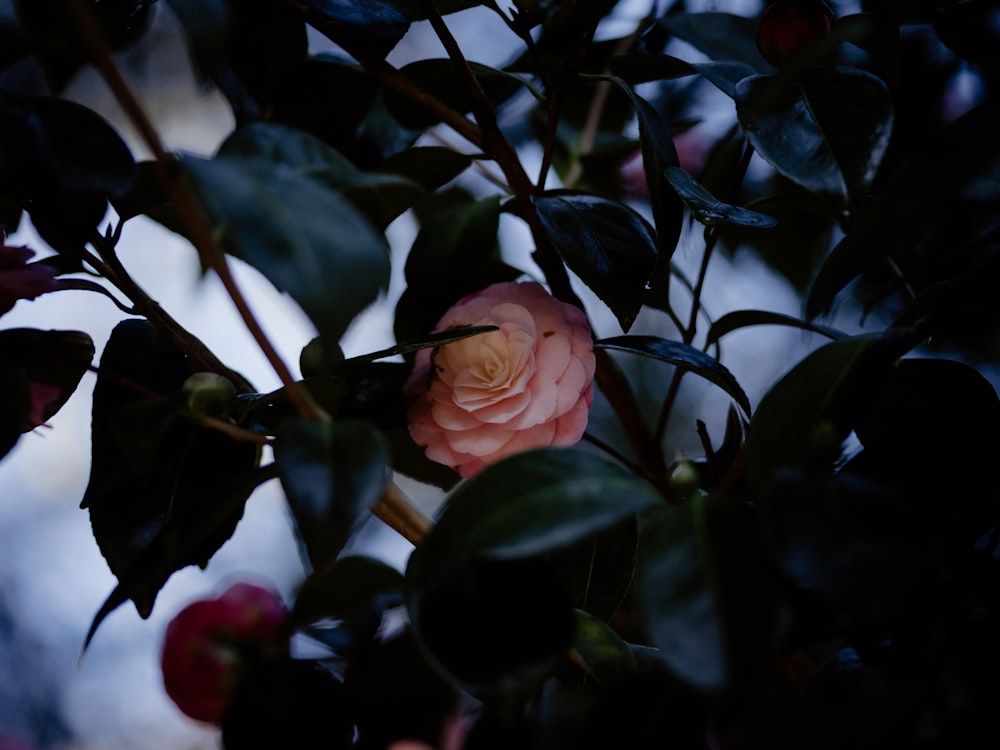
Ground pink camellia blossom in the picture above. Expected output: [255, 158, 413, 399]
[405, 281, 596, 478]
[0, 239, 63, 317]
[160, 581, 289, 724]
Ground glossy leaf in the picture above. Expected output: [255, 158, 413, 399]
[299, 0, 410, 61]
[82, 320, 261, 643]
[183, 154, 389, 345]
[274, 419, 389, 572]
[407, 448, 661, 582]
[665, 166, 778, 228]
[706, 310, 845, 348]
[613, 82, 683, 270]
[377, 146, 473, 193]
[595, 335, 752, 419]
[532, 191, 657, 332]
[735, 68, 893, 204]
[744, 330, 918, 500]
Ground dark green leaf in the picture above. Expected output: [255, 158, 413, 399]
[934, 0, 1000, 85]
[665, 166, 778, 228]
[689, 61, 758, 98]
[274, 419, 389, 572]
[219, 121, 423, 226]
[606, 53, 694, 85]
[385, 59, 524, 129]
[612, 82, 683, 270]
[706, 310, 845, 348]
[395, 192, 519, 344]
[531, 191, 657, 332]
[656, 12, 769, 71]
[744, 330, 918, 500]
[376, 146, 473, 193]
[388, 0, 485, 18]
[570, 609, 637, 686]
[82, 319, 260, 641]
[595, 335, 752, 419]
[300, 0, 411, 61]
[407, 448, 661, 583]
[636, 494, 776, 691]
[0, 328, 95, 429]
[735, 68, 894, 204]
[183, 154, 389, 345]
[292, 555, 404, 626]
[806, 103, 1000, 318]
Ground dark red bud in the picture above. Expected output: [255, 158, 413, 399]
[756, 0, 834, 68]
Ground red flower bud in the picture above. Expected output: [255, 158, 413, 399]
[756, 0, 834, 68]
[160, 582, 289, 724]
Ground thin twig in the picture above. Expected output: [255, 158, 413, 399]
[63, 0, 324, 421]
[373, 483, 434, 546]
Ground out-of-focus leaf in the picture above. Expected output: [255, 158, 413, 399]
[744, 330, 918, 500]
[274, 419, 388, 573]
[735, 68, 893, 205]
[806, 103, 1000, 318]
[656, 12, 769, 71]
[934, 0, 1000, 84]
[183, 154, 389, 345]
[607, 53, 694, 85]
[82, 319, 261, 645]
[595, 335, 752, 419]
[531, 191, 657, 332]
[292, 555, 404, 626]
[706, 310, 845, 348]
[376, 146, 473, 193]
[571, 609, 637, 686]
[0, 364, 29, 460]
[665, 166, 778, 228]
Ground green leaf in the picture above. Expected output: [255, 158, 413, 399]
[735, 68, 894, 205]
[395, 192, 519, 344]
[531, 191, 657, 332]
[705, 310, 845, 349]
[183, 154, 389, 345]
[806, 103, 1000, 318]
[570, 609, 637, 686]
[612, 82, 683, 270]
[377, 146, 473, 193]
[0, 328, 95, 429]
[274, 419, 389, 572]
[655, 12, 769, 71]
[594, 335, 752, 419]
[82, 319, 261, 641]
[665, 166, 778, 228]
[934, 0, 1000, 85]
[292, 555, 404, 626]
[606, 53, 694, 85]
[407, 448, 661, 582]
[384, 59, 524, 129]
[636, 494, 777, 691]
[300, 0, 410, 61]
[744, 330, 918, 500]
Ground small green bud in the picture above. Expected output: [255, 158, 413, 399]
[183, 372, 237, 418]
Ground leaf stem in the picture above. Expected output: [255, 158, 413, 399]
[373, 482, 433, 546]
[63, 0, 325, 421]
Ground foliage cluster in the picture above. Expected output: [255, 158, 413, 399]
[1, 0, 999, 746]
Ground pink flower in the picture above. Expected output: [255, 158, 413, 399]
[0, 240, 63, 316]
[405, 281, 596, 478]
[161, 581, 289, 724]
